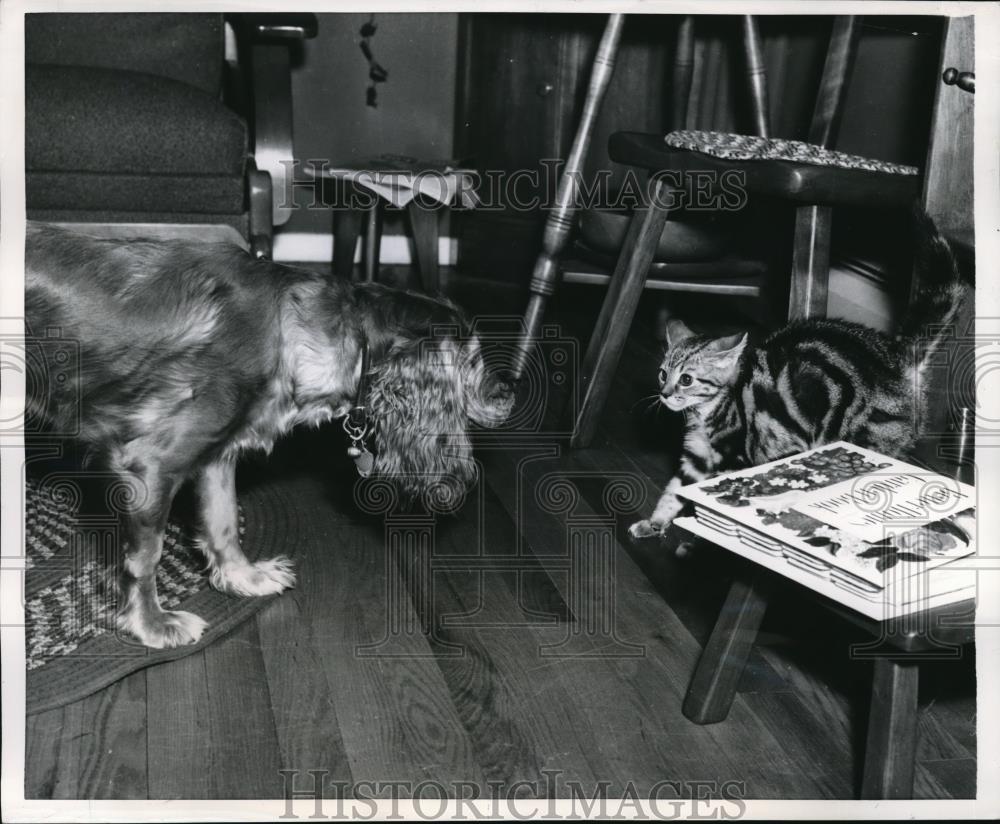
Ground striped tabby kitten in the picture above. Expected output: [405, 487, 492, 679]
[630, 217, 968, 541]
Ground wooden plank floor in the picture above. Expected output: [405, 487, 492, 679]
[24, 267, 976, 800]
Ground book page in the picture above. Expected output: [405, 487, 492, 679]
[757, 470, 973, 544]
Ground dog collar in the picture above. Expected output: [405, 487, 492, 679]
[349, 336, 370, 428]
[344, 336, 374, 477]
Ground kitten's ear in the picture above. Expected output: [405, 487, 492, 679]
[706, 332, 748, 365]
[664, 317, 695, 348]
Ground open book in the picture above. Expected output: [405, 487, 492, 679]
[675, 442, 976, 619]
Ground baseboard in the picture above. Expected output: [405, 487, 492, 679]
[272, 231, 458, 266]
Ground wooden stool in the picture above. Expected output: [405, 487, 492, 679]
[678, 533, 975, 799]
[306, 158, 477, 293]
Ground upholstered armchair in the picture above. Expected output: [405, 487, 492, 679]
[25, 12, 317, 258]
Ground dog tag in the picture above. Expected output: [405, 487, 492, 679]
[353, 447, 375, 477]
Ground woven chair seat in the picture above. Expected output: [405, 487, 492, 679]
[665, 130, 919, 176]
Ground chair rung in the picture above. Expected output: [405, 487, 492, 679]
[562, 270, 762, 296]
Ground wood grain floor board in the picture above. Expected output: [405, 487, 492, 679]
[255, 591, 354, 788]
[423, 503, 608, 793]
[24, 669, 148, 800]
[25, 668, 147, 800]
[201, 618, 284, 798]
[74, 670, 149, 800]
[24, 706, 72, 799]
[737, 690, 855, 798]
[303, 521, 485, 792]
[918, 757, 977, 799]
[435, 482, 750, 794]
[145, 649, 212, 799]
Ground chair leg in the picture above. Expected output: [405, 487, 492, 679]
[788, 204, 833, 319]
[682, 575, 769, 724]
[740, 15, 772, 138]
[570, 181, 674, 449]
[333, 208, 364, 281]
[407, 199, 441, 293]
[363, 201, 384, 284]
[861, 658, 919, 799]
[511, 14, 626, 379]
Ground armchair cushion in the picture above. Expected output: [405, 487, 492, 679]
[26, 13, 225, 96]
[27, 64, 248, 177]
[26, 172, 246, 216]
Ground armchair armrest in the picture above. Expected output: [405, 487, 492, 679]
[242, 13, 318, 42]
[228, 13, 317, 229]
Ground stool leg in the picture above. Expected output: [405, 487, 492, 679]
[333, 208, 364, 281]
[511, 14, 625, 379]
[570, 180, 674, 449]
[407, 200, 441, 293]
[682, 575, 769, 724]
[788, 204, 832, 319]
[861, 658, 919, 799]
[363, 201, 384, 284]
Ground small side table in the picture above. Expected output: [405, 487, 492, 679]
[306, 158, 477, 293]
[675, 519, 976, 800]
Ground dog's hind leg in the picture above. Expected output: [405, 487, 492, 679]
[112, 461, 208, 648]
[195, 458, 296, 597]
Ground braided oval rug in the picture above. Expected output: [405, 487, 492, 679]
[22, 477, 301, 715]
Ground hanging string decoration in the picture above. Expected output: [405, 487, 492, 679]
[359, 15, 389, 107]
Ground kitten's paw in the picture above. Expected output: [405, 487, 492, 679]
[628, 519, 669, 541]
[674, 540, 697, 559]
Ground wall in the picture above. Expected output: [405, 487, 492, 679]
[277, 12, 458, 257]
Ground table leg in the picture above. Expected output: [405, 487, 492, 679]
[861, 657, 919, 799]
[333, 208, 364, 281]
[682, 574, 770, 724]
[363, 202, 384, 284]
[407, 200, 441, 293]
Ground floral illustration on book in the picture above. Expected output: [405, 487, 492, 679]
[755, 506, 976, 573]
[701, 446, 892, 508]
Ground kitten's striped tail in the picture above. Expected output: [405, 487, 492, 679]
[900, 208, 972, 374]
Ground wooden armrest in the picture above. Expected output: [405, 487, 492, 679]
[228, 14, 318, 228]
[237, 13, 318, 42]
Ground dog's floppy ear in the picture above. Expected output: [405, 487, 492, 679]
[366, 338, 477, 508]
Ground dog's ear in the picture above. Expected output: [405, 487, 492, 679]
[367, 339, 477, 508]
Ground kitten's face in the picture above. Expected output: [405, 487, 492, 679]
[658, 325, 747, 412]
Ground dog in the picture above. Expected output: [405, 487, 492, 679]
[25, 224, 514, 648]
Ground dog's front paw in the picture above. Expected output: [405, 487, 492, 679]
[116, 607, 208, 649]
[211, 555, 297, 597]
[628, 519, 669, 541]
